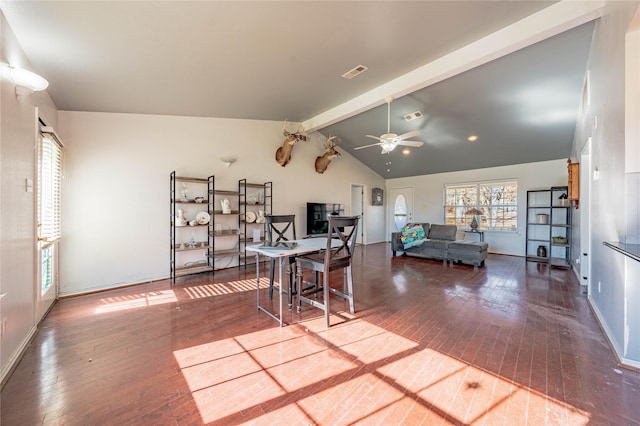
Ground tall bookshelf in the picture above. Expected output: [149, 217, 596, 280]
[525, 186, 571, 269]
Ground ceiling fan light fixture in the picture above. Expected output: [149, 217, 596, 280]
[381, 140, 396, 153]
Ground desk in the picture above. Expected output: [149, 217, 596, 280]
[246, 238, 340, 326]
[463, 229, 485, 242]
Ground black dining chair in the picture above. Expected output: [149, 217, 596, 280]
[265, 214, 297, 308]
[295, 215, 360, 328]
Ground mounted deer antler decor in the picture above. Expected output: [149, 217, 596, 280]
[315, 135, 340, 174]
[275, 120, 307, 167]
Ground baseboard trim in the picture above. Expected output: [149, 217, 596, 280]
[587, 297, 640, 372]
[59, 276, 169, 298]
[1, 325, 38, 389]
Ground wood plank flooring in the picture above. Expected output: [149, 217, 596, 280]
[2, 243, 639, 425]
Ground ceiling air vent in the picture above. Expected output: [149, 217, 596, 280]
[403, 111, 423, 121]
[341, 65, 368, 79]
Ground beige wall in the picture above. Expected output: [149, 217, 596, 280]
[1, 12, 58, 382]
[57, 111, 386, 295]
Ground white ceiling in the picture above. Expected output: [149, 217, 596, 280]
[1, 1, 600, 178]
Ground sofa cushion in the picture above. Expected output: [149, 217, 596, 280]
[422, 239, 449, 250]
[427, 224, 457, 241]
[448, 241, 489, 252]
[400, 223, 427, 249]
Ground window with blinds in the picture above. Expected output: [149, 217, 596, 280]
[444, 180, 518, 231]
[38, 130, 63, 245]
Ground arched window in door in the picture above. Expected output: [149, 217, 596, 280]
[394, 194, 408, 230]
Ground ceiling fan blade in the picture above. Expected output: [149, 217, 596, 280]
[395, 130, 421, 141]
[365, 134, 383, 141]
[354, 142, 383, 150]
[397, 140, 424, 147]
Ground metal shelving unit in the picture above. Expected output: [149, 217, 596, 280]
[239, 179, 272, 269]
[525, 186, 571, 269]
[210, 178, 242, 269]
[170, 171, 214, 284]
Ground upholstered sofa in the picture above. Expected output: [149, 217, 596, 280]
[391, 223, 488, 268]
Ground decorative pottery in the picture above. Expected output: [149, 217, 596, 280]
[176, 209, 187, 226]
[256, 210, 266, 224]
[536, 214, 549, 224]
[537, 245, 547, 258]
[195, 211, 210, 225]
[221, 198, 231, 214]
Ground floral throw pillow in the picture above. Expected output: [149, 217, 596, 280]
[400, 223, 426, 249]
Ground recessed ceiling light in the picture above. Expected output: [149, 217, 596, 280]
[467, 135, 479, 142]
[402, 149, 410, 155]
[341, 65, 368, 79]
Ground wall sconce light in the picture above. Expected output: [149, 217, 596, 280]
[220, 156, 236, 168]
[4, 64, 49, 98]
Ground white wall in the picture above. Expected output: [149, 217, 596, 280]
[385, 159, 568, 255]
[570, 1, 640, 368]
[1, 12, 59, 382]
[57, 111, 385, 296]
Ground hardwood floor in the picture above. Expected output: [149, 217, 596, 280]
[2, 243, 639, 425]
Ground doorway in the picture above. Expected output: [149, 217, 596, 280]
[350, 184, 365, 244]
[387, 187, 414, 239]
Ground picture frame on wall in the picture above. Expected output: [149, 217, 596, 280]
[372, 188, 383, 206]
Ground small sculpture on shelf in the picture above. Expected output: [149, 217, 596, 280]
[221, 198, 231, 214]
[256, 210, 266, 224]
[186, 233, 197, 248]
[180, 183, 189, 202]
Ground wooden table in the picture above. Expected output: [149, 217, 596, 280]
[246, 238, 341, 326]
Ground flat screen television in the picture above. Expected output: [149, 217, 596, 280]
[306, 202, 345, 235]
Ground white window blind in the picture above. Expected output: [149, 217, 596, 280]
[38, 130, 63, 244]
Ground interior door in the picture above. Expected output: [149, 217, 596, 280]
[36, 125, 63, 319]
[388, 187, 414, 238]
[350, 184, 364, 244]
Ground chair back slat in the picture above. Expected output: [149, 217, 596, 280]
[265, 214, 296, 243]
[324, 216, 360, 271]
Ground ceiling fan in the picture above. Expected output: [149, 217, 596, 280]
[354, 96, 424, 154]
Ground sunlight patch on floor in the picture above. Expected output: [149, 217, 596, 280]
[95, 290, 177, 313]
[173, 317, 590, 425]
[183, 278, 270, 299]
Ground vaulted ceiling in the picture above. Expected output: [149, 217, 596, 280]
[1, 1, 600, 178]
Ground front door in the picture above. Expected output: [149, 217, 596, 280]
[36, 125, 63, 320]
[388, 187, 414, 238]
